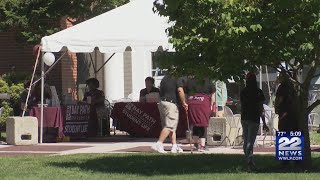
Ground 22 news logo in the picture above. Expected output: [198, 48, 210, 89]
[276, 131, 304, 161]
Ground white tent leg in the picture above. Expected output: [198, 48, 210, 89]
[265, 66, 272, 107]
[40, 56, 44, 144]
[259, 65, 263, 89]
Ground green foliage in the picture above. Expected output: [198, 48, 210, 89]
[154, 0, 320, 82]
[0, 73, 27, 126]
[0, 101, 13, 127]
[154, 0, 320, 163]
[0, 0, 128, 44]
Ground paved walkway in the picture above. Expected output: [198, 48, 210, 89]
[0, 137, 319, 156]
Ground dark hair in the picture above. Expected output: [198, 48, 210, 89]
[86, 78, 99, 88]
[245, 72, 258, 88]
[24, 80, 31, 89]
[246, 78, 258, 88]
[145, 77, 155, 84]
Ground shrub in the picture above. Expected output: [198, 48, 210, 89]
[0, 73, 28, 127]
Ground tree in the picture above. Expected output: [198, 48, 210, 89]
[154, 0, 320, 166]
[0, 0, 128, 44]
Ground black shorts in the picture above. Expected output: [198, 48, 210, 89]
[193, 126, 205, 138]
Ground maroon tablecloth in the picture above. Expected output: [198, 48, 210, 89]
[111, 102, 188, 138]
[30, 107, 64, 137]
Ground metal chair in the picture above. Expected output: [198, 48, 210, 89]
[256, 105, 278, 147]
[224, 106, 242, 146]
[308, 112, 320, 131]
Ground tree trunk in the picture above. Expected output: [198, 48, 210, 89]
[296, 89, 312, 167]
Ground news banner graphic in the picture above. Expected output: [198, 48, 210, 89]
[276, 131, 304, 161]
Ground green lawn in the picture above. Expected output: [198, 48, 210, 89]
[310, 132, 320, 145]
[0, 153, 320, 180]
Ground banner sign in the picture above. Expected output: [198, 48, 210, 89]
[64, 104, 91, 136]
[111, 102, 187, 138]
[122, 103, 157, 131]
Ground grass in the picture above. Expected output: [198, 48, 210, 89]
[310, 132, 320, 145]
[0, 153, 320, 180]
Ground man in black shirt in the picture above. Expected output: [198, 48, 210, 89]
[240, 73, 268, 167]
[151, 74, 187, 153]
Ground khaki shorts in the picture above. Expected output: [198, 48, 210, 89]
[158, 101, 179, 132]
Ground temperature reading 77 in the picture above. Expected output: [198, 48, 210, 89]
[277, 132, 286, 136]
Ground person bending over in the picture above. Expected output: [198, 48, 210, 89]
[151, 74, 187, 153]
[186, 77, 215, 152]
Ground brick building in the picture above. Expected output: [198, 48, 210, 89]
[0, 17, 78, 103]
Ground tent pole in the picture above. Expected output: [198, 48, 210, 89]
[265, 66, 272, 107]
[31, 51, 67, 86]
[259, 65, 263, 89]
[96, 53, 115, 73]
[95, 49, 98, 78]
[40, 53, 45, 144]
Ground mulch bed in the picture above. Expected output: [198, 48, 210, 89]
[0, 145, 91, 152]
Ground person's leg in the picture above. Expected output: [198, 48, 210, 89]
[197, 127, 207, 152]
[199, 127, 206, 147]
[241, 121, 249, 160]
[158, 128, 171, 143]
[246, 121, 259, 165]
[165, 103, 182, 153]
[151, 101, 170, 153]
[192, 126, 200, 148]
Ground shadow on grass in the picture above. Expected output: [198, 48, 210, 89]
[48, 154, 320, 176]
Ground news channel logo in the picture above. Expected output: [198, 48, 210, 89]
[276, 131, 304, 161]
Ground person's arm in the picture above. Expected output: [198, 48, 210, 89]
[259, 90, 269, 131]
[177, 87, 188, 111]
[260, 103, 269, 131]
[139, 89, 145, 102]
[83, 92, 88, 102]
[211, 92, 215, 110]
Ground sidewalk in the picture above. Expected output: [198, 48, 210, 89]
[0, 137, 319, 156]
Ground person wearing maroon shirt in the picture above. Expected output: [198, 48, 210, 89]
[186, 77, 215, 152]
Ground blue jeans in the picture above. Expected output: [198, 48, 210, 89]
[241, 120, 259, 162]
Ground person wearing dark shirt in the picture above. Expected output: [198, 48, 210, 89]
[275, 71, 298, 132]
[186, 77, 215, 152]
[20, 79, 52, 116]
[139, 77, 160, 102]
[151, 74, 187, 153]
[83, 78, 109, 136]
[240, 73, 268, 168]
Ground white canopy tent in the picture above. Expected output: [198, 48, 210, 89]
[41, 0, 172, 53]
[37, 0, 172, 143]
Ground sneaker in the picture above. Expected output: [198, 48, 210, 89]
[198, 146, 209, 152]
[151, 143, 167, 153]
[171, 146, 184, 153]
